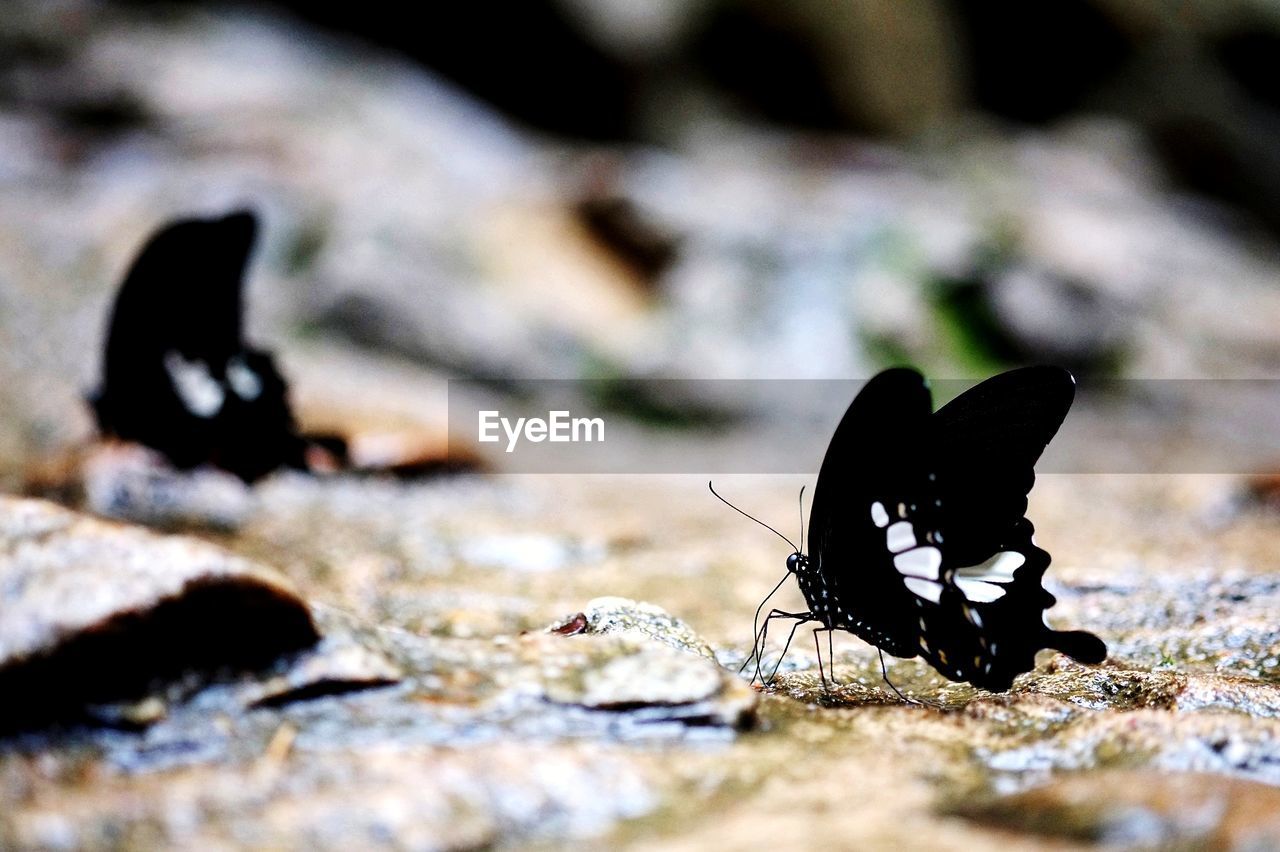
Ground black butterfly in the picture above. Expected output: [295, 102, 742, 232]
[91, 210, 312, 483]
[727, 366, 1106, 695]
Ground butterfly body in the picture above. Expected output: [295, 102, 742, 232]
[777, 366, 1106, 692]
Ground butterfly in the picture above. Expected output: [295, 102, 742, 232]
[724, 366, 1106, 695]
[91, 210, 313, 483]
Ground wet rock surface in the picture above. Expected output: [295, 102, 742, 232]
[2, 473, 1278, 848]
[0, 493, 765, 845]
[953, 770, 1280, 847]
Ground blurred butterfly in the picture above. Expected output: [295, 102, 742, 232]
[717, 366, 1106, 695]
[91, 210, 314, 483]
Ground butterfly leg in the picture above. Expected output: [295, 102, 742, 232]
[742, 609, 776, 681]
[744, 619, 770, 684]
[877, 646, 941, 707]
[764, 615, 811, 686]
[828, 628, 840, 686]
[815, 628, 843, 686]
[812, 628, 829, 693]
[752, 609, 810, 686]
[877, 648, 912, 703]
[740, 574, 790, 676]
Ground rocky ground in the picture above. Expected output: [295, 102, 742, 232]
[3, 1, 1280, 849]
[4, 473, 1280, 849]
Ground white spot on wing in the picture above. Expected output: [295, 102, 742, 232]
[226, 356, 263, 400]
[894, 546, 941, 580]
[957, 551, 1026, 583]
[885, 521, 915, 553]
[870, 501, 889, 528]
[904, 577, 942, 603]
[955, 578, 1006, 603]
[164, 351, 224, 418]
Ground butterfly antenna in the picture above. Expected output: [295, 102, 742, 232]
[708, 481, 798, 552]
[798, 485, 806, 555]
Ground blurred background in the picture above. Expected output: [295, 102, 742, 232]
[2, 0, 1280, 484]
[7, 5, 1280, 849]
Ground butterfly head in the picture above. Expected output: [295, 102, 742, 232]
[786, 551, 809, 575]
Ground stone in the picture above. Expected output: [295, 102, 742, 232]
[0, 497, 318, 731]
[79, 442, 256, 530]
[554, 595, 719, 661]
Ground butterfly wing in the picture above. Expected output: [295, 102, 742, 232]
[807, 366, 1104, 691]
[100, 211, 256, 373]
[931, 365, 1075, 565]
[806, 368, 938, 658]
[916, 366, 1105, 691]
[91, 211, 307, 481]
